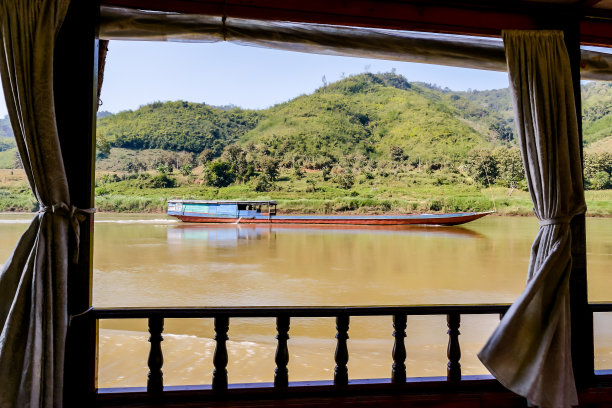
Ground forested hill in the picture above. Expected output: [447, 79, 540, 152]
[96, 73, 516, 168]
[451, 80, 612, 148]
[96, 101, 261, 154]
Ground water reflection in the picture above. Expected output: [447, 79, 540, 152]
[167, 223, 485, 248]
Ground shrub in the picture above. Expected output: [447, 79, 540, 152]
[253, 174, 274, 192]
[466, 148, 498, 186]
[151, 173, 175, 188]
[334, 171, 354, 189]
[204, 160, 235, 187]
[590, 171, 611, 190]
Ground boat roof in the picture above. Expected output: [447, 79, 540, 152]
[168, 199, 277, 205]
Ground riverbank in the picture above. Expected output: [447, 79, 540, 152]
[1, 169, 611, 216]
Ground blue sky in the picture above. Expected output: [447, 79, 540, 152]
[0, 40, 510, 117]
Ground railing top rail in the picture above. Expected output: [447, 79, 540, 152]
[90, 304, 512, 319]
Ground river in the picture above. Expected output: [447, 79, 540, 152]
[1, 213, 611, 388]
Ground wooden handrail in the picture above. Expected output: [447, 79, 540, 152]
[89, 304, 512, 319]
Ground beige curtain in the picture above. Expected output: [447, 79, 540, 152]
[0, 1, 74, 407]
[479, 31, 586, 408]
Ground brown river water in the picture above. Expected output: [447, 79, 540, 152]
[1, 213, 611, 388]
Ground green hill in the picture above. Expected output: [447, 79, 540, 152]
[96, 73, 516, 170]
[96, 101, 260, 154]
[455, 81, 612, 148]
[582, 81, 612, 145]
[241, 73, 512, 168]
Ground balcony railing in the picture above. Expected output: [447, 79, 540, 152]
[84, 302, 612, 405]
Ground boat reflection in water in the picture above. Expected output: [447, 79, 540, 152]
[167, 223, 274, 247]
[166, 223, 485, 246]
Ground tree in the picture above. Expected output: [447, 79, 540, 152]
[222, 144, 252, 183]
[584, 152, 612, 179]
[198, 148, 214, 166]
[179, 164, 193, 176]
[590, 171, 611, 190]
[493, 147, 524, 188]
[389, 145, 405, 162]
[96, 131, 111, 159]
[204, 160, 234, 187]
[13, 150, 23, 169]
[466, 148, 498, 186]
[334, 168, 355, 189]
[259, 156, 279, 182]
[253, 174, 274, 192]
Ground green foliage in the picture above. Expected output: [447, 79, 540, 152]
[0, 137, 15, 152]
[493, 147, 524, 188]
[97, 101, 260, 154]
[151, 173, 175, 188]
[0, 185, 38, 211]
[466, 148, 498, 186]
[590, 171, 611, 190]
[96, 131, 111, 159]
[221, 144, 253, 183]
[582, 82, 612, 145]
[94, 77, 612, 181]
[179, 164, 193, 176]
[204, 160, 235, 187]
[389, 145, 405, 162]
[259, 156, 279, 182]
[333, 169, 355, 189]
[198, 148, 214, 165]
[0, 148, 16, 169]
[98, 173, 121, 185]
[253, 174, 274, 192]
[584, 152, 612, 179]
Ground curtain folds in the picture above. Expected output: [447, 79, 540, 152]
[0, 0, 72, 407]
[478, 30, 586, 408]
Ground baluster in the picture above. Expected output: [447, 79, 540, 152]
[446, 312, 461, 382]
[147, 316, 164, 394]
[274, 316, 290, 388]
[334, 315, 350, 386]
[212, 316, 230, 391]
[392, 314, 407, 383]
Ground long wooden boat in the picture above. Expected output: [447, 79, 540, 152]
[167, 200, 493, 226]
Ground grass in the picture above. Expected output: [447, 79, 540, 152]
[1, 168, 609, 216]
[0, 148, 16, 169]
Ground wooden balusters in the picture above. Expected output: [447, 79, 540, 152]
[212, 316, 230, 391]
[147, 316, 164, 394]
[274, 316, 290, 388]
[446, 312, 461, 382]
[392, 314, 407, 383]
[334, 315, 350, 386]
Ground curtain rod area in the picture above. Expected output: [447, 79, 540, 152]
[100, 5, 612, 80]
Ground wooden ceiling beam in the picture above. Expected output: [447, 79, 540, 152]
[101, 0, 612, 46]
[100, 0, 537, 36]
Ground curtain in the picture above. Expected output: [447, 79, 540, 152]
[0, 1, 74, 407]
[478, 31, 586, 408]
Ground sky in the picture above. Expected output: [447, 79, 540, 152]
[0, 40, 511, 117]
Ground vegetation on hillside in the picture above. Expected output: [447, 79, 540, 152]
[0, 74, 611, 214]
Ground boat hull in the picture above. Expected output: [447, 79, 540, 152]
[171, 211, 494, 226]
